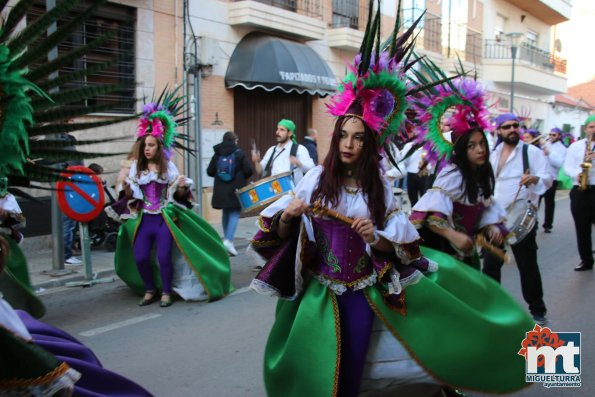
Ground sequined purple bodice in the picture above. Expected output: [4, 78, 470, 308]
[140, 181, 168, 212]
[311, 218, 372, 287]
[452, 202, 485, 236]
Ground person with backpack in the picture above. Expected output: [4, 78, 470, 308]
[251, 119, 315, 185]
[207, 131, 253, 256]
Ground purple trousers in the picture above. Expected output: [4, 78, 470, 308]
[133, 213, 174, 294]
[336, 289, 374, 397]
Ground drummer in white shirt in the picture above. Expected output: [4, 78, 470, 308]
[483, 112, 552, 325]
[539, 127, 567, 233]
[251, 119, 315, 185]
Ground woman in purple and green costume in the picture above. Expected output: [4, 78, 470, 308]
[410, 78, 507, 270]
[249, 46, 533, 397]
[108, 94, 232, 307]
[0, 185, 45, 318]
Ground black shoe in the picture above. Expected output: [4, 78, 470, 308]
[574, 262, 593, 271]
[160, 294, 173, 308]
[252, 265, 263, 272]
[543, 228, 552, 234]
[138, 290, 158, 306]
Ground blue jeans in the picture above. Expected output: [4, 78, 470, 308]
[63, 214, 77, 260]
[222, 209, 241, 242]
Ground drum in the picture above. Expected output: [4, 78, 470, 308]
[505, 199, 538, 245]
[236, 172, 294, 216]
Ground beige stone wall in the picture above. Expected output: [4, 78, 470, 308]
[73, 0, 184, 190]
[311, 96, 333, 164]
[201, 75, 235, 132]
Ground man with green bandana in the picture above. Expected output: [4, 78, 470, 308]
[251, 118, 315, 184]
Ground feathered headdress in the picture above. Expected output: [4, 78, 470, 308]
[136, 86, 189, 159]
[413, 77, 492, 165]
[327, 1, 437, 146]
[327, 0, 462, 156]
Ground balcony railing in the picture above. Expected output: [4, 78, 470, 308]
[484, 40, 567, 75]
[401, 8, 441, 54]
[250, 0, 323, 19]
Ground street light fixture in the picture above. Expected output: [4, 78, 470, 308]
[506, 32, 523, 112]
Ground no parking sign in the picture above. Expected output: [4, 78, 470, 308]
[56, 165, 105, 222]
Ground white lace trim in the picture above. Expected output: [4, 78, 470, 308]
[312, 272, 378, 295]
[4, 368, 81, 397]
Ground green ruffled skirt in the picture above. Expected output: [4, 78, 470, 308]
[0, 235, 45, 318]
[114, 205, 232, 301]
[264, 247, 533, 396]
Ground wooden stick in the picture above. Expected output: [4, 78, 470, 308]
[475, 234, 510, 264]
[307, 202, 354, 226]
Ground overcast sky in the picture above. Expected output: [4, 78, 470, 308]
[556, 0, 595, 86]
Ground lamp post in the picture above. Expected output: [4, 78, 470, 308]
[506, 32, 523, 112]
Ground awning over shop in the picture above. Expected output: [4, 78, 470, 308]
[225, 33, 337, 96]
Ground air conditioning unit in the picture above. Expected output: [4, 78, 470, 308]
[198, 37, 219, 66]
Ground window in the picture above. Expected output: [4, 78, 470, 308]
[402, 0, 426, 28]
[526, 29, 539, 48]
[27, 1, 136, 114]
[332, 0, 362, 29]
[495, 14, 507, 40]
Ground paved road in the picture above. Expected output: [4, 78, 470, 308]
[37, 194, 593, 396]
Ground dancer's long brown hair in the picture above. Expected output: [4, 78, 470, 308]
[449, 127, 495, 203]
[135, 135, 168, 178]
[311, 116, 386, 226]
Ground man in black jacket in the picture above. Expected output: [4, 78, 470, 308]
[302, 128, 318, 165]
[207, 131, 253, 256]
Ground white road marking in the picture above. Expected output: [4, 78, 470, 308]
[80, 313, 161, 337]
[230, 286, 252, 296]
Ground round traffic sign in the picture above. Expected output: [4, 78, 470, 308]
[56, 165, 105, 222]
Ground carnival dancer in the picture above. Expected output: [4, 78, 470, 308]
[484, 113, 552, 325]
[249, 7, 533, 395]
[0, 186, 45, 318]
[562, 115, 595, 271]
[410, 79, 507, 269]
[108, 91, 232, 307]
[0, 235, 154, 396]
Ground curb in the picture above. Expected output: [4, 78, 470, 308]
[33, 239, 252, 293]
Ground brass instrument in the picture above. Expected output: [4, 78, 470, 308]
[526, 133, 550, 145]
[578, 134, 593, 191]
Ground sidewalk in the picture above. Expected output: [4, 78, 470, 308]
[26, 215, 261, 293]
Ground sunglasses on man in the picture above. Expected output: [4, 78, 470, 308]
[500, 123, 519, 130]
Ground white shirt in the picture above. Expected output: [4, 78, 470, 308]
[490, 142, 552, 210]
[412, 164, 506, 229]
[563, 138, 595, 186]
[260, 142, 315, 184]
[401, 142, 431, 174]
[381, 142, 404, 181]
[543, 140, 567, 179]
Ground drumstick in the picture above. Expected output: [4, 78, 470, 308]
[508, 168, 529, 215]
[475, 234, 510, 264]
[307, 201, 354, 226]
